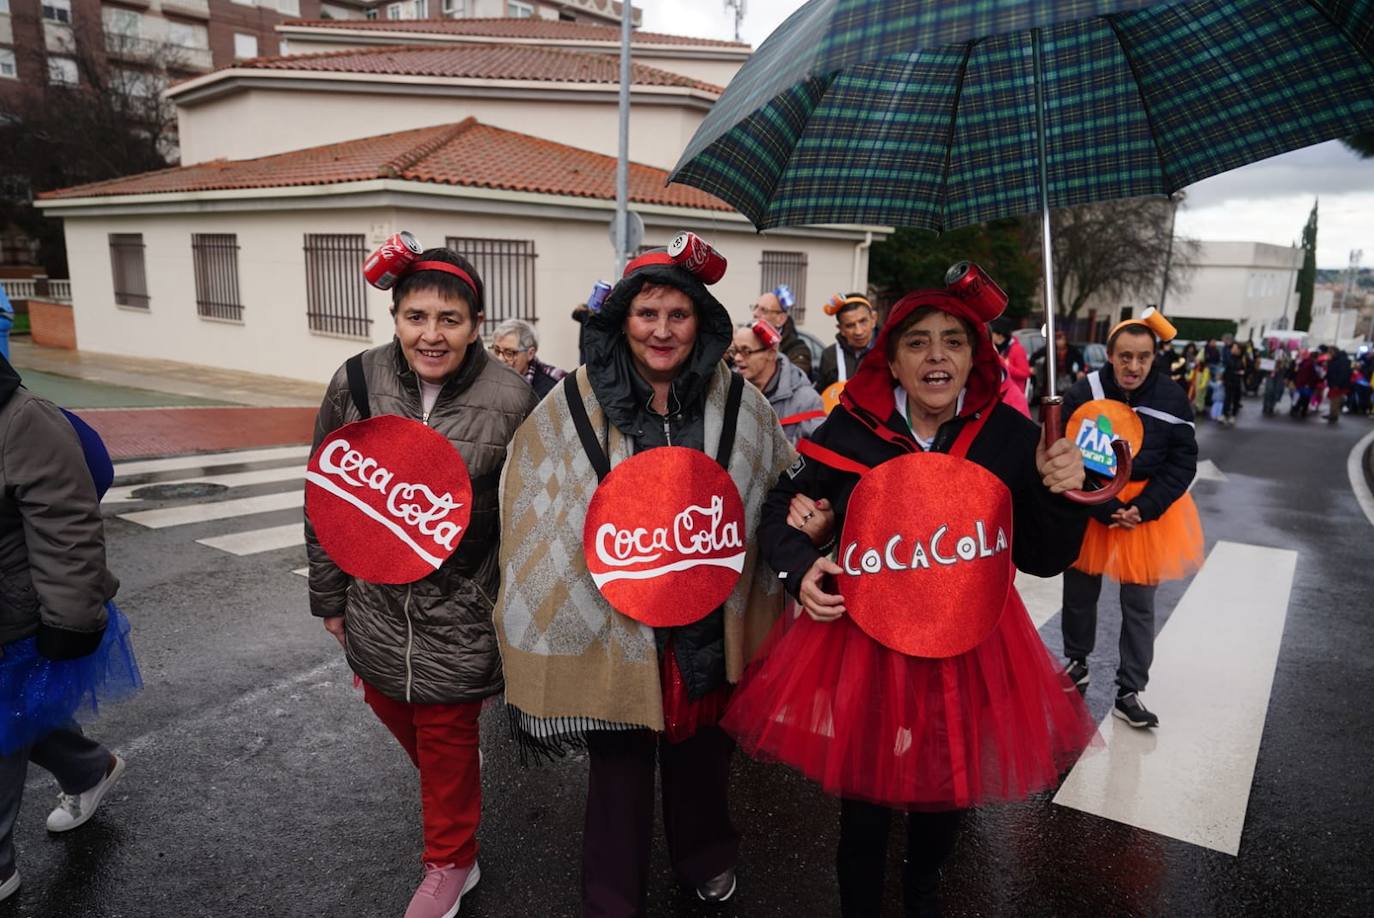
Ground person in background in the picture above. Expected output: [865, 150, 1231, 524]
[816, 294, 879, 391]
[1, 353, 139, 905]
[990, 317, 1033, 418]
[1262, 350, 1292, 416]
[1221, 341, 1245, 426]
[731, 320, 825, 445]
[1030, 330, 1086, 403]
[1187, 354, 1211, 420]
[306, 247, 537, 918]
[1291, 350, 1318, 419]
[1060, 315, 1203, 729]
[491, 318, 566, 400]
[753, 287, 813, 379]
[1325, 347, 1352, 424]
[571, 304, 593, 367]
[1203, 338, 1222, 373]
[1160, 339, 1188, 390]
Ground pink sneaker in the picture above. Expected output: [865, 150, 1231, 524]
[404, 861, 480, 918]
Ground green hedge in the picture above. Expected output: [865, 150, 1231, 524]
[1172, 317, 1238, 342]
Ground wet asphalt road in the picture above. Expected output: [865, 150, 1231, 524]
[6, 397, 1374, 918]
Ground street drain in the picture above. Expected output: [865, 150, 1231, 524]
[130, 483, 230, 500]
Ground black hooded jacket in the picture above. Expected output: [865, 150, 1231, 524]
[581, 260, 737, 698]
[1062, 363, 1198, 524]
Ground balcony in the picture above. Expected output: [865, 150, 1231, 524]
[105, 33, 212, 72]
[160, 0, 210, 21]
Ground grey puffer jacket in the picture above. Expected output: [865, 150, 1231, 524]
[762, 353, 824, 445]
[0, 356, 118, 658]
[305, 340, 537, 704]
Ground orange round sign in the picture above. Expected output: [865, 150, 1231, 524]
[1068, 398, 1143, 479]
[836, 452, 1013, 658]
[821, 381, 845, 413]
[306, 415, 473, 584]
[583, 446, 747, 627]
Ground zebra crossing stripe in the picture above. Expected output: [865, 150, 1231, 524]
[104, 466, 306, 504]
[112, 446, 310, 478]
[196, 524, 304, 556]
[118, 491, 304, 529]
[1052, 540, 1297, 855]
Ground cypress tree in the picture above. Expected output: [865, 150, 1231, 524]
[1294, 200, 1317, 332]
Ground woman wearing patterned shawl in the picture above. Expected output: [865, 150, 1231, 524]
[494, 239, 794, 916]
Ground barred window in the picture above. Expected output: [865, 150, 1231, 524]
[760, 251, 809, 322]
[192, 234, 243, 321]
[304, 233, 370, 338]
[446, 237, 537, 334]
[108, 233, 149, 309]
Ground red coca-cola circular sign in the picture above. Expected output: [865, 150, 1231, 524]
[583, 446, 747, 627]
[305, 415, 473, 584]
[837, 452, 1013, 658]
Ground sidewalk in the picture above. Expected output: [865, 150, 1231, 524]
[10, 339, 324, 460]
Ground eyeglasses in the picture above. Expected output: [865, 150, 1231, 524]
[730, 345, 769, 359]
[489, 344, 526, 361]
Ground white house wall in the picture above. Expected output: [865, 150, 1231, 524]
[633, 53, 743, 88]
[177, 86, 708, 170]
[59, 202, 870, 384]
[1163, 241, 1302, 341]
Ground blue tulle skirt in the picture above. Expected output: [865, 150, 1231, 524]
[0, 602, 142, 756]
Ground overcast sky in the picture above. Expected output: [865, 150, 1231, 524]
[641, 1, 1374, 271]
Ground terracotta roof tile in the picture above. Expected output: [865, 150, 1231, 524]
[281, 16, 748, 50]
[40, 119, 733, 214]
[232, 43, 721, 92]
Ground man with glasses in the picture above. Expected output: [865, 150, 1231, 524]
[753, 286, 813, 381]
[490, 318, 566, 399]
[731, 320, 824, 446]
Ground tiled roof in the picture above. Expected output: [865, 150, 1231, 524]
[280, 17, 749, 50]
[231, 43, 721, 93]
[40, 119, 733, 213]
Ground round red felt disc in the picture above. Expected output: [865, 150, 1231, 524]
[583, 446, 747, 627]
[836, 452, 1013, 658]
[305, 415, 472, 585]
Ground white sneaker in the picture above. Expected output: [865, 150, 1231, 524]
[0, 867, 20, 903]
[47, 754, 126, 833]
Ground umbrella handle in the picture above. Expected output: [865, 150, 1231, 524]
[1041, 398, 1132, 506]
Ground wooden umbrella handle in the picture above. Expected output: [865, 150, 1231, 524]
[1040, 398, 1132, 506]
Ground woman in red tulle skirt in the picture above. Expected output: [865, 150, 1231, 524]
[722, 286, 1098, 917]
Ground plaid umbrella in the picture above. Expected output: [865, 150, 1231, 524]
[669, 0, 1374, 233]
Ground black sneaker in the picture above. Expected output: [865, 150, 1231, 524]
[1113, 692, 1159, 728]
[1063, 658, 1089, 693]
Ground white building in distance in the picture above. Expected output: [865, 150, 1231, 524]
[1163, 241, 1303, 342]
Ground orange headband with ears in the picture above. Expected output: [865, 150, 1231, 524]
[824, 293, 873, 317]
[1109, 306, 1177, 345]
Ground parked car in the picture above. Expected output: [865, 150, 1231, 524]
[796, 328, 827, 383]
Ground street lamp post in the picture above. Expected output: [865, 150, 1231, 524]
[613, 4, 632, 276]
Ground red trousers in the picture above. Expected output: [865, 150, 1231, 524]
[363, 682, 482, 868]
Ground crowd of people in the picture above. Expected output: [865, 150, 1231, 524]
[24, 230, 1341, 918]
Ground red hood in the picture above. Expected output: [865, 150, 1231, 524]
[840, 289, 1003, 434]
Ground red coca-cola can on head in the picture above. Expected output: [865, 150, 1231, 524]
[668, 231, 727, 285]
[944, 261, 1008, 323]
[363, 231, 423, 290]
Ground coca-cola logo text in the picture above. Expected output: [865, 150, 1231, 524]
[315, 438, 463, 554]
[590, 494, 743, 584]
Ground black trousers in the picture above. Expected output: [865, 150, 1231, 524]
[837, 800, 962, 918]
[1061, 567, 1157, 694]
[1223, 380, 1243, 418]
[582, 727, 739, 918]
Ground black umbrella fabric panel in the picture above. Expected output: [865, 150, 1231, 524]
[670, 0, 1374, 233]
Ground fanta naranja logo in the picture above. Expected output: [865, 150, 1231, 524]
[315, 437, 464, 552]
[840, 519, 1007, 576]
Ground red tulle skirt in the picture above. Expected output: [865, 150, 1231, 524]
[661, 638, 731, 744]
[721, 590, 1098, 810]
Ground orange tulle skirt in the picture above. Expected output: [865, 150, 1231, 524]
[1073, 480, 1204, 585]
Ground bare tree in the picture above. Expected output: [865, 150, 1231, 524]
[0, 22, 183, 273]
[1037, 195, 1199, 318]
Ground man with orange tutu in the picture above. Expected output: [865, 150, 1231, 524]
[1060, 310, 1204, 729]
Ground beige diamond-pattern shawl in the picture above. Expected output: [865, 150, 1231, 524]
[495, 362, 795, 744]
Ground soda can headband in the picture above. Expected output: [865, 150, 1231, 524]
[751, 319, 782, 349]
[1108, 306, 1177, 345]
[824, 293, 873, 317]
[363, 231, 478, 295]
[623, 231, 728, 285]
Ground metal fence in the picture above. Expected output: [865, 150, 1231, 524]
[109, 233, 150, 309]
[446, 237, 537, 334]
[191, 233, 243, 321]
[303, 233, 371, 338]
[760, 250, 808, 322]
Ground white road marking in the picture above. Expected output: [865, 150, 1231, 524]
[292, 568, 309, 578]
[1347, 429, 1374, 529]
[118, 491, 304, 529]
[1193, 459, 1227, 486]
[112, 446, 310, 478]
[1015, 570, 1062, 629]
[104, 466, 305, 504]
[196, 524, 304, 556]
[1053, 540, 1297, 855]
